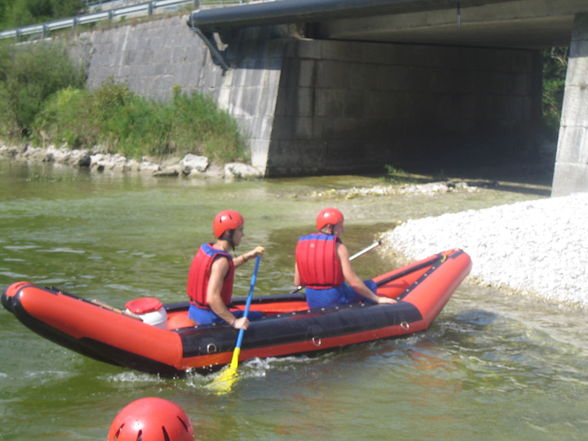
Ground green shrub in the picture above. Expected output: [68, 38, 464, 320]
[32, 81, 248, 163]
[32, 87, 96, 147]
[0, 0, 85, 30]
[170, 87, 247, 162]
[542, 47, 567, 137]
[0, 41, 85, 138]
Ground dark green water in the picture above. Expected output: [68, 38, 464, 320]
[1, 161, 587, 441]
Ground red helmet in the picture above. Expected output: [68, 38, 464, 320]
[107, 397, 195, 441]
[316, 207, 344, 230]
[212, 210, 244, 239]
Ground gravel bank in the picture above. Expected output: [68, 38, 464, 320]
[381, 192, 588, 308]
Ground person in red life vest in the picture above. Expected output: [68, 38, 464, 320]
[294, 207, 397, 309]
[108, 397, 195, 441]
[187, 209, 264, 328]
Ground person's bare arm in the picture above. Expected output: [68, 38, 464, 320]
[206, 257, 250, 329]
[233, 246, 265, 268]
[337, 243, 396, 304]
[294, 263, 301, 287]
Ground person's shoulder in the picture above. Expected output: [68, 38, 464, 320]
[211, 254, 231, 272]
[336, 240, 349, 255]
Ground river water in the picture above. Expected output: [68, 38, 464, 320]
[1, 160, 587, 441]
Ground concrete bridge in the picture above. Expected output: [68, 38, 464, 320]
[72, 0, 588, 195]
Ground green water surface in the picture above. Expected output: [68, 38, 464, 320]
[1, 161, 587, 441]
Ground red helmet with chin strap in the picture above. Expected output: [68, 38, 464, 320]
[316, 207, 344, 231]
[107, 397, 194, 441]
[213, 210, 244, 239]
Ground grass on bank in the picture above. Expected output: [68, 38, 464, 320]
[0, 41, 247, 163]
[33, 82, 248, 162]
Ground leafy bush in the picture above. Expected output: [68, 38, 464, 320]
[0, 41, 85, 138]
[32, 81, 248, 162]
[542, 47, 568, 137]
[32, 87, 97, 147]
[0, 0, 85, 30]
[169, 86, 246, 162]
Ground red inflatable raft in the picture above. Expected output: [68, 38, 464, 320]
[1, 249, 471, 377]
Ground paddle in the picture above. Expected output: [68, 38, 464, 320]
[289, 240, 381, 294]
[349, 240, 382, 260]
[211, 254, 261, 393]
[90, 299, 142, 321]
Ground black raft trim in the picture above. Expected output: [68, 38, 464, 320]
[179, 301, 423, 358]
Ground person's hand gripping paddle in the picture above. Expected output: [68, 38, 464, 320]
[210, 254, 262, 393]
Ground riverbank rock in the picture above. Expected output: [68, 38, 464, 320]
[224, 162, 263, 179]
[0, 143, 258, 180]
[380, 192, 588, 308]
[180, 154, 209, 176]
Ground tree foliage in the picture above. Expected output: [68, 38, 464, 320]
[0, 0, 85, 30]
[0, 42, 86, 138]
[542, 47, 568, 136]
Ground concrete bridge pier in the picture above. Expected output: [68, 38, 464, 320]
[69, 16, 545, 178]
[552, 13, 588, 196]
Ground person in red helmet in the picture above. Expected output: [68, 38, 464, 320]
[107, 397, 194, 441]
[187, 210, 264, 328]
[294, 207, 397, 309]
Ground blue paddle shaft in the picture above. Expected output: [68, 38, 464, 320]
[234, 254, 261, 350]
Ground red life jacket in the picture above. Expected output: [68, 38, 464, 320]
[295, 233, 344, 289]
[187, 243, 235, 307]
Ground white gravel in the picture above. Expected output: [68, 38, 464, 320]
[381, 192, 588, 308]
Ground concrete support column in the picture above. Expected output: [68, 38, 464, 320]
[552, 13, 588, 196]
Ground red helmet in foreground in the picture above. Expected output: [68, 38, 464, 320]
[316, 207, 344, 230]
[212, 210, 244, 239]
[108, 397, 195, 441]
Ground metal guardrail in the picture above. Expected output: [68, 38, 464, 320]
[0, 0, 245, 41]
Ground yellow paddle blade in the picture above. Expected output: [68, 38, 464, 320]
[207, 255, 261, 394]
[207, 348, 241, 394]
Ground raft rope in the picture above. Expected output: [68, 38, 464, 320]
[395, 250, 463, 301]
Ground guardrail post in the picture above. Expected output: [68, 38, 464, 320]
[42, 24, 48, 38]
[148, 2, 154, 16]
